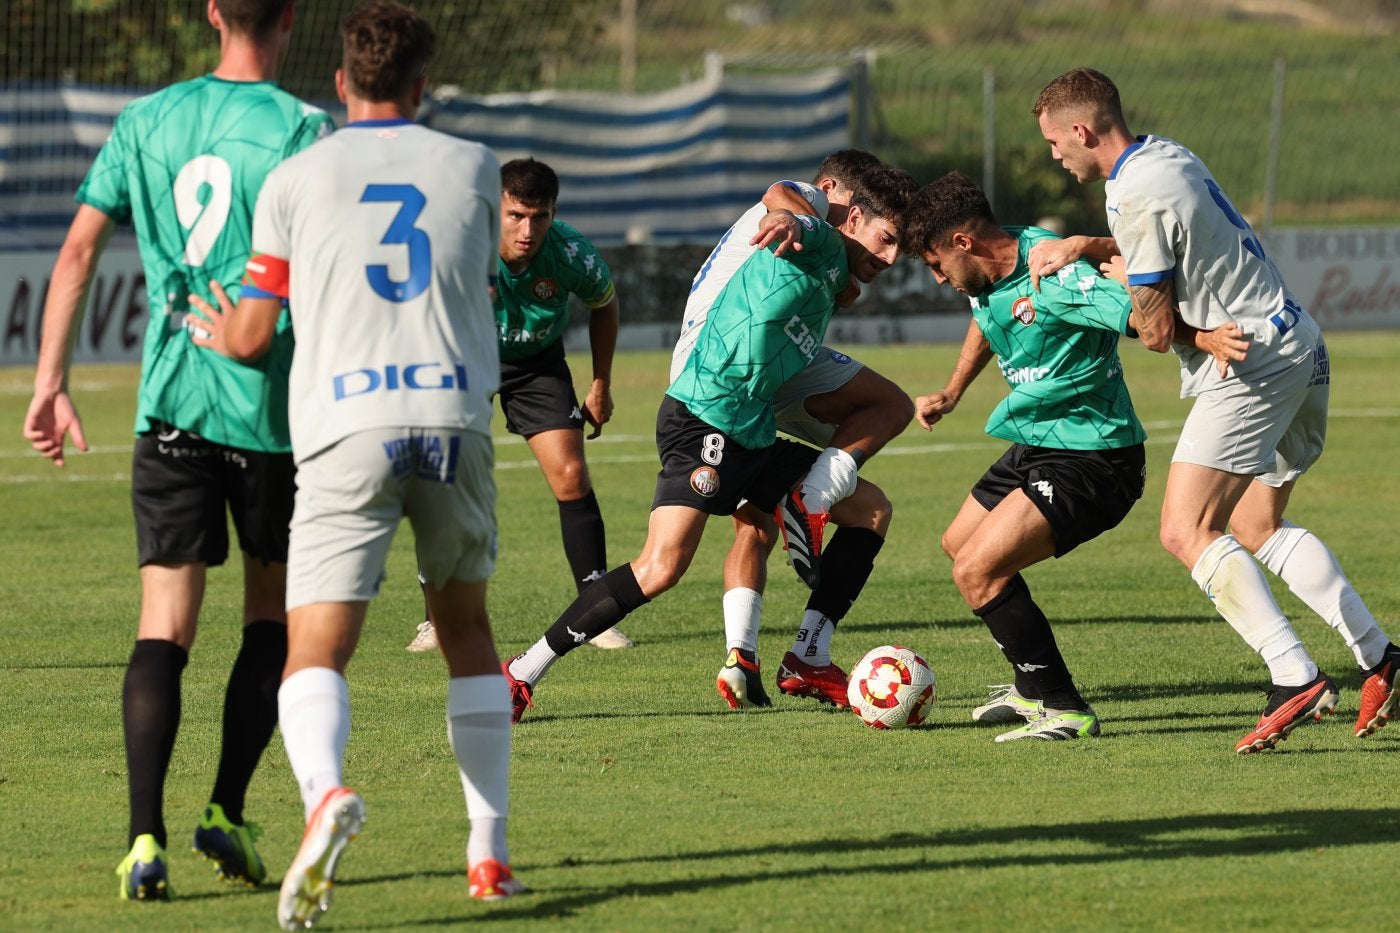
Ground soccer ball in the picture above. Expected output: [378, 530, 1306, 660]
[846, 645, 936, 729]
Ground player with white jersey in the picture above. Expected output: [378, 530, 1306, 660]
[190, 3, 521, 928]
[1031, 67, 1398, 754]
[671, 151, 918, 711]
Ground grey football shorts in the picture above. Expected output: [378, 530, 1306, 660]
[771, 346, 865, 447]
[286, 428, 497, 610]
[1173, 340, 1328, 486]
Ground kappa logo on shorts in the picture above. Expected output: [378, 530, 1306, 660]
[1032, 479, 1055, 503]
[532, 278, 558, 301]
[690, 466, 720, 498]
[1012, 296, 1036, 326]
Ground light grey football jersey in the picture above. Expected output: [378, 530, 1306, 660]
[1105, 135, 1319, 396]
[250, 120, 501, 461]
[670, 180, 828, 382]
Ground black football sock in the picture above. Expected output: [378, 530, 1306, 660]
[972, 574, 1085, 711]
[806, 527, 885, 623]
[542, 564, 649, 655]
[209, 620, 287, 825]
[557, 491, 608, 594]
[123, 638, 188, 849]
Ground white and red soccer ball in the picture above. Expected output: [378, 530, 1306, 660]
[846, 645, 936, 729]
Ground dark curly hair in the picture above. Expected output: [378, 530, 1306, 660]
[900, 171, 1000, 256]
[340, 1, 436, 103]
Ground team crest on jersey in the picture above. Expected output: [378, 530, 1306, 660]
[1011, 296, 1036, 326]
[532, 278, 558, 301]
[690, 466, 720, 498]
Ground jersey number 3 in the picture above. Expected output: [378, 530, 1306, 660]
[362, 184, 432, 303]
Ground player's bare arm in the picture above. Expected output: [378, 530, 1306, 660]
[1100, 255, 1174, 352]
[188, 280, 282, 362]
[917, 320, 992, 429]
[1173, 315, 1250, 377]
[1028, 234, 1119, 291]
[750, 199, 804, 255]
[583, 293, 620, 439]
[23, 204, 114, 466]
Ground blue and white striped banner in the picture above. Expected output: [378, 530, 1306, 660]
[430, 68, 852, 245]
[0, 84, 138, 251]
[1, 69, 850, 251]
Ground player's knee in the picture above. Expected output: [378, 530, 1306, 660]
[1158, 521, 1197, 566]
[631, 553, 687, 597]
[732, 511, 777, 553]
[550, 459, 592, 501]
[882, 387, 916, 438]
[949, 555, 991, 607]
[834, 481, 892, 535]
[939, 529, 959, 562]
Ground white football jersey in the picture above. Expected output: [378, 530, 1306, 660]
[1105, 135, 1318, 395]
[669, 180, 829, 382]
[251, 121, 501, 461]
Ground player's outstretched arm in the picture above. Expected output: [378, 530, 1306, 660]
[1029, 235, 1120, 292]
[23, 204, 115, 467]
[917, 320, 992, 429]
[583, 293, 619, 439]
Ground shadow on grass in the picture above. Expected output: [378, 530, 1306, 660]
[839, 612, 1223, 635]
[6, 660, 127, 671]
[362, 807, 1400, 925]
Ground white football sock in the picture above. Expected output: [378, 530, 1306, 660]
[447, 675, 511, 866]
[1191, 534, 1316, 686]
[1254, 520, 1391, 670]
[507, 638, 560, 687]
[723, 587, 763, 653]
[278, 666, 351, 820]
[792, 609, 835, 666]
[800, 447, 859, 514]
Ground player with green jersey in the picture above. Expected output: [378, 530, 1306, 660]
[905, 172, 1147, 743]
[78, 73, 330, 450]
[500, 200, 905, 723]
[23, 0, 330, 901]
[668, 211, 848, 449]
[970, 224, 1145, 451]
[407, 157, 632, 653]
[496, 217, 614, 362]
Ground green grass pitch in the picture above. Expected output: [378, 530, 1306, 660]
[1, 332, 1397, 930]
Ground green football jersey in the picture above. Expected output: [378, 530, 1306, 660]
[973, 226, 1146, 450]
[77, 75, 332, 451]
[668, 213, 849, 448]
[496, 219, 615, 363]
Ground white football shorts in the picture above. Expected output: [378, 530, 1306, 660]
[286, 427, 497, 610]
[1172, 339, 1329, 486]
[771, 346, 866, 447]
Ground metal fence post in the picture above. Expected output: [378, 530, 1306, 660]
[1263, 57, 1285, 232]
[983, 66, 996, 213]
